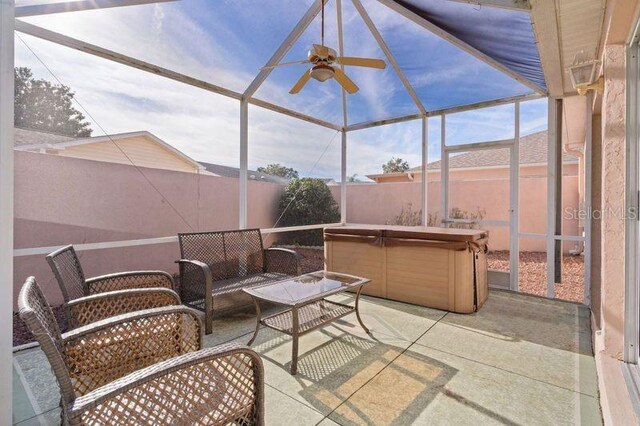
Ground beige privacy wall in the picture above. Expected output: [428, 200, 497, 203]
[331, 170, 580, 252]
[13, 151, 283, 307]
[14, 150, 581, 308]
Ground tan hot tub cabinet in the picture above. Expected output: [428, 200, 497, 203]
[323, 225, 489, 313]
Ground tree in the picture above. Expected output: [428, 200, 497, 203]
[14, 67, 92, 137]
[277, 178, 340, 246]
[257, 163, 299, 179]
[347, 173, 361, 182]
[382, 157, 409, 173]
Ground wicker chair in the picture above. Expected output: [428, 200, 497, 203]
[47, 245, 180, 328]
[177, 229, 302, 334]
[19, 277, 265, 426]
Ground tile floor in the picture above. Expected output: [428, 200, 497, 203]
[12, 290, 601, 425]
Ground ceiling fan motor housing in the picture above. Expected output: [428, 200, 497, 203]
[308, 45, 337, 63]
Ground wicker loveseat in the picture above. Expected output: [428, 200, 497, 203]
[47, 245, 180, 328]
[19, 277, 265, 425]
[177, 229, 302, 334]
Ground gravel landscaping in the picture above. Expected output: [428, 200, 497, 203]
[486, 250, 584, 303]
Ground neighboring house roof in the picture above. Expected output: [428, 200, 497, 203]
[319, 178, 337, 185]
[15, 127, 205, 173]
[367, 130, 578, 182]
[199, 162, 290, 185]
[14, 127, 314, 185]
[14, 127, 76, 147]
[416, 131, 577, 172]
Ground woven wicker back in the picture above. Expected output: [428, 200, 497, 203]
[46, 245, 87, 302]
[179, 229, 265, 280]
[18, 277, 76, 409]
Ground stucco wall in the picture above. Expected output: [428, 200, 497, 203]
[331, 168, 581, 252]
[599, 44, 627, 359]
[14, 149, 583, 309]
[13, 151, 283, 308]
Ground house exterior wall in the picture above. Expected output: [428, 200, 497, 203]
[13, 151, 282, 308]
[589, 1, 640, 423]
[597, 44, 627, 360]
[49, 135, 199, 173]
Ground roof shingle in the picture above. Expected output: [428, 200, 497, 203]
[410, 130, 577, 171]
[14, 127, 76, 147]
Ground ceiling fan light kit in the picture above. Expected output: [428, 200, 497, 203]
[266, 1, 386, 95]
[311, 64, 335, 82]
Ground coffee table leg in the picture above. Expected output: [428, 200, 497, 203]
[355, 286, 371, 335]
[291, 307, 299, 375]
[247, 297, 261, 346]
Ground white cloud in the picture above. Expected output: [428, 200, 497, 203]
[14, 1, 546, 183]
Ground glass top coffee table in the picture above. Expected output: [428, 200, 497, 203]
[243, 270, 371, 375]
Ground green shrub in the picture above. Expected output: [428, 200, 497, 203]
[277, 178, 340, 246]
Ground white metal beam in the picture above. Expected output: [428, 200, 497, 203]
[15, 0, 176, 17]
[14, 20, 240, 98]
[351, 0, 426, 114]
[337, 0, 348, 223]
[546, 97, 558, 298]
[375, 0, 546, 95]
[341, 131, 347, 223]
[441, 115, 449, 226]
[624, 37, 640, 362]
[529, 0, 563, 96]
[443, 138, 514, 153]
[446, 0, 531, 12]
[427, 93, 542, 117]
[14, 223, 346, 257]
[14, 20, 342, 131]
[0, 0, 14, 420]
[584, 92, 593, 306]
[421, 117, 428, 225]
[239, 101, 248, 229]
[243, 0, 326, 100]
[346, 113, 423, 132]
[509, 101, 520, 291]
[336, 0, 348, 129]
[448, 218, 509, 227]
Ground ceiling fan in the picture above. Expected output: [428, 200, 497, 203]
[261, 1, 386, 94]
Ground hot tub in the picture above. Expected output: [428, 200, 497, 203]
[323, 225, 489, 313]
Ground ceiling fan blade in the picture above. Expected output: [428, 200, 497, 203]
[336, 57, 386, 69]
[289, 70, 312, 94]
[333, 68, 359, 94]
[260, 59, 310, 70]
[313, 43, 330, 58]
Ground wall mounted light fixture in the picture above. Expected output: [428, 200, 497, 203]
[568, 53, 603, 96]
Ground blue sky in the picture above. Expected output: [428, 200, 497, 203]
[16, 0, 547, 181]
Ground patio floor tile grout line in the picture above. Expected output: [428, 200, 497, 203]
[321, 311, 450, 424]
[410, 337, 599, 399]
[13, 407, 59, 426]
[264, 382, 328, 420]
